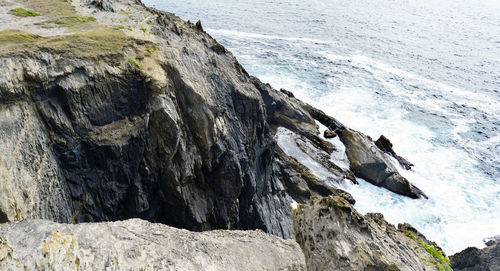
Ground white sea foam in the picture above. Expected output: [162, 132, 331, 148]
[207, 29, 333, 44]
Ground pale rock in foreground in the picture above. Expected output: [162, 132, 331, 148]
[0, 219, 306, 270]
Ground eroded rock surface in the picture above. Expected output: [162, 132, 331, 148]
[293, 196, 444, 271]
[0, 219, 306, 270]
[451, 240, 500, 271]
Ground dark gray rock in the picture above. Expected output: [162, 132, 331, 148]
[324, 129, 337, 138]
[451, 241, 500, 271]
[0, 0, 292, 239]
[339, 128, 427, 199]
[375, 134, 414, 170]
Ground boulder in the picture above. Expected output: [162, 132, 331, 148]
[0, 219, 306, 270]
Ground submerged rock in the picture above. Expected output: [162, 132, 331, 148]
[0, 219, 306, 270]
[293, 195, 446, 271]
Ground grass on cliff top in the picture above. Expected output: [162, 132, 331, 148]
[0, 28, 141, 57]
[9, 7, 40, 17]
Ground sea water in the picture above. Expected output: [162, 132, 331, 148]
[143, 0, 500, 254]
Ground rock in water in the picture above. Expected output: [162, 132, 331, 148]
[375, 134, 414, 170]
[0, 219, 306, 270]
[293, 195, 448, 271]
[339, 128, 427, 198]
[323, 129, 337, 138]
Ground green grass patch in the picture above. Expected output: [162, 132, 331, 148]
[404, 230, 416, 239]
[417, 240, 451, 271]
[113, 25, 125, 30]
[55, 16, 96, 25]
[128, 58, 141, 69]
[0, 28, 141, 57]
[146, 47, 155, 54]
[127, 27, 132, 31]
[9, 7, 40, 17]
[140, 27, 146, 33]
[0, 30, 39, 44]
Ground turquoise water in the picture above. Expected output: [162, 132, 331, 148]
[144, 0, 500, 254]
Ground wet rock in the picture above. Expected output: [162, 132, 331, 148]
[293, 195, 442, 271]
[339, 128, 427, 199]
[324, 129, 337, 138]
[0, 219, 306, 270]
[451, 240, 500, 271]
[375, 135, 414, 170]
[279, 88, 295, 98]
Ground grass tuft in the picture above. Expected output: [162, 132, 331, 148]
[55, 16, 96, 25]
[9, 8, 40, 17]
[128, 58, 141, 69]
[417, 240, 451, 271]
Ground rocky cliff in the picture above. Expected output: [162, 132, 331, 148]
[0, 0, 471, 270]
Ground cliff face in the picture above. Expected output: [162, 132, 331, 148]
[0, 0, 291, 237]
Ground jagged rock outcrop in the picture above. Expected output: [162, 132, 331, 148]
[293, 195, 448, 270]
[339, 128, 427, 199]
[0, 219, 306, 270]
[0, 0, 291, 237]
[375, 135, 414, 170]
[451, 240, 500, 271]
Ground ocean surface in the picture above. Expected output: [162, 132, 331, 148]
[143, 0, 500, 254]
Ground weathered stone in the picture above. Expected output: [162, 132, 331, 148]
[293, 195, 443, 271]
[0, 219, 306, 270]
[451, 240, 500, 271]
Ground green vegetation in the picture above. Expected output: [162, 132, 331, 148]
[146, 21, 151, 25]
[55, 16, 96, 25]
[146, 48, 155, 54]
[119, 10, 129, 15]
[417, 240, 450, 271]
[128, 58, 141, 69]
[140, 27, 147, 33]
[127, 27, 132, 31]
[9, 8, 40, 17]
[0, 30, 39, 44]
[404, 230, 416, 239]
[113, 25, 125, 30]
[0, 28, 141, 57]
[173, 45, 180, 50]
